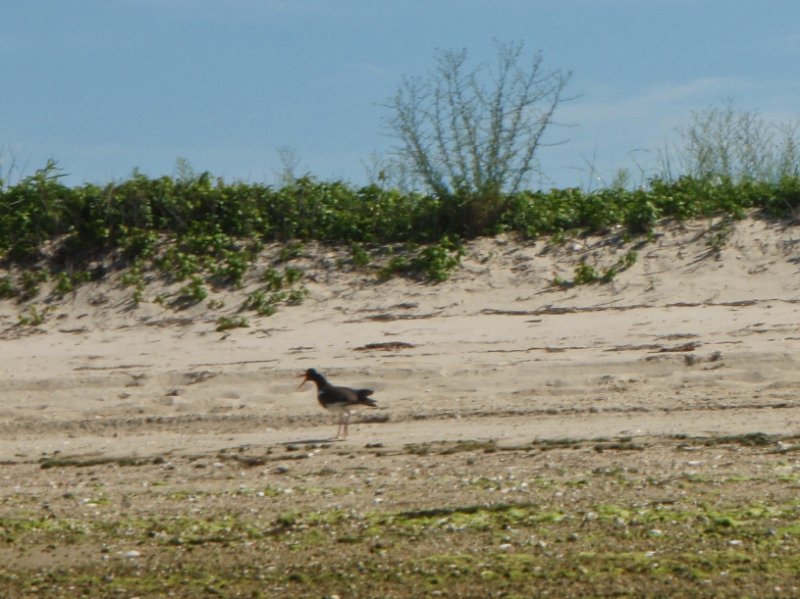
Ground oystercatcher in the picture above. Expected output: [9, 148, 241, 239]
[297, 368, 378, 439]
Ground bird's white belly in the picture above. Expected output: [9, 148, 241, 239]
[320, 397, 349, 414]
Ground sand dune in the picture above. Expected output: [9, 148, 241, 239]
[0, 215, 797, 459]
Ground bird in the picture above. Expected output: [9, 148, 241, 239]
[297, 368, 378, 439]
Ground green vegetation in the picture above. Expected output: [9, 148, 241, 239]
[1, 165, 797, 268]
[0, 102, 797, 322]
[243, 265, 308, 316]
[554, 250, 639, 287]
[0, 160, 796, 322]
[215, 315, 249, 332]
[17, 305, 47, 326]
[378, 236, 465, 282]
[4, 459, 800, 597]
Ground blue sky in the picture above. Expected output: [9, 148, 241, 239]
[2, 1, 798, 189]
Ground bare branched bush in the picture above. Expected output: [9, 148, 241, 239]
[669, 101, 800, 183]
[276, 146, 302, 187]
[383, 41, 571, 234]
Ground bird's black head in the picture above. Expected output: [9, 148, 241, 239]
[297, 368, 326, 390]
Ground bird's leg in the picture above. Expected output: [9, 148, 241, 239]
[343, 411, 351, 438]
[335, 413, 345, 440]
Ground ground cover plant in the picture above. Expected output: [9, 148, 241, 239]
[2, 436, 800, 597]
[0, 154, 797, 328]
[0, 164, 797, 267]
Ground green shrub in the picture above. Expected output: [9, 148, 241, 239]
[379, 237, 464, 282]
[244, 290, 279, 316]
[573, 261, 600, 285]
[243, 265, 307, 317]
[53, 271, 91, 296]
[278, 242, 304, 262]
[0, 276, 15, 299]
[261, 268, 284, 291]
[213, 249, 251, 287]
[178, 275, 208, 305]
[286, 287, 309, 305]
[20, 270, 48, 300]
[558, 251, 638, 288]
[215, 316, 249, 332]
[350, 243, 371, 267]
[410, 236, 464, 282]
[18, 305, 46, 326]
[283, 267, 303, 286]
[378, 255, 411, 281]
[601, 250, 638, 282]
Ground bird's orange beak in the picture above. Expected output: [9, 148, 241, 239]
[296, 372, 309, 390]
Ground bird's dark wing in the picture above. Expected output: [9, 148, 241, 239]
[320, 383, 377, 408]
[320, 385, 358, 405]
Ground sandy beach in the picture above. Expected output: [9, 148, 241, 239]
[1, 215, 799, 596]
[2, 216, 798, 451]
